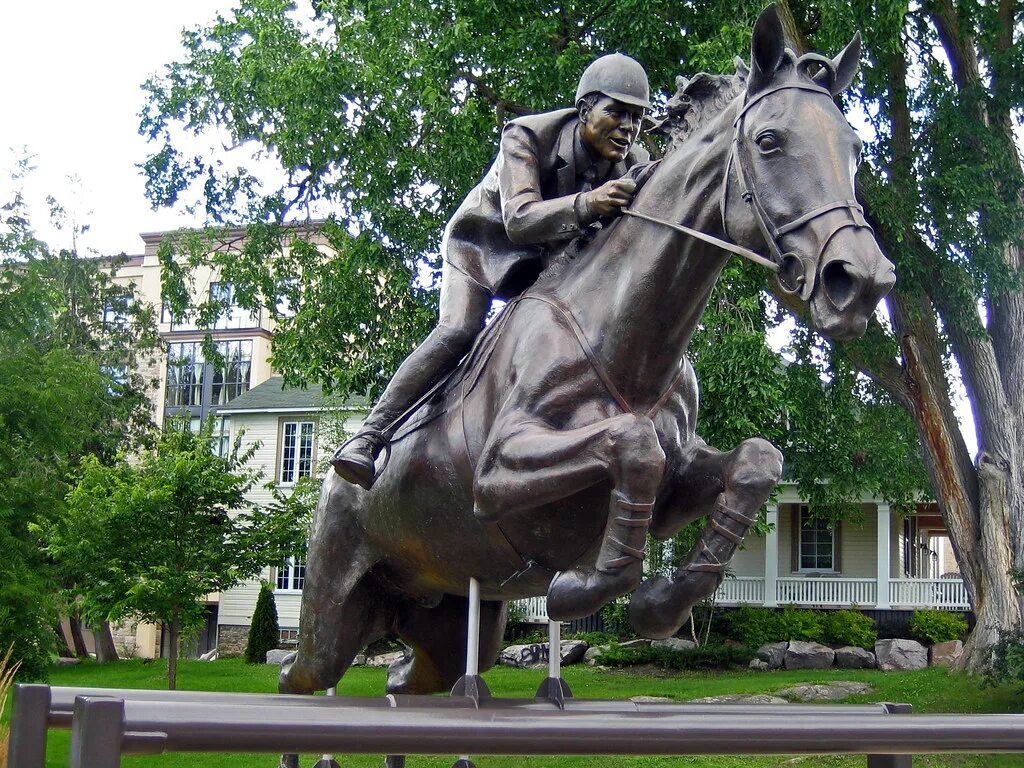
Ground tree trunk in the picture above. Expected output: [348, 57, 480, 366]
[68, 613, 89, 658]
[53, 624, 72, 657]
[91, 621, 119, 664]
[167, 611, 179, 690]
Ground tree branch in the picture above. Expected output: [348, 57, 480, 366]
[455, 72, 533, 117]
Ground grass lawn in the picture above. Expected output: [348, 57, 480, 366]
[31, 658, 1024, 768]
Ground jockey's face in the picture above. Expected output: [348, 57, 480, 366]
[579, 95, 644, 162]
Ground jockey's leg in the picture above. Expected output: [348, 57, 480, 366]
[474, 412, 666, 621]
[332, 266, 489, 488]
[629, 437, 783, 639]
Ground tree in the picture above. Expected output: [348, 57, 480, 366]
[45, 419, 304, 689]
[246, 582, 281, 664]
[0, 159, 161, 678]
[150, 0, 1024, 658]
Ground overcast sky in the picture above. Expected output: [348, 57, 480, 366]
[0, 2, 238, 257]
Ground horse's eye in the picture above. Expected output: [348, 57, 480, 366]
[756, 133, 781, 153]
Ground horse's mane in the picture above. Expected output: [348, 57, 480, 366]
[656, 64, 746, 154]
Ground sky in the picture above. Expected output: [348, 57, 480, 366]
[0, 2, 239, 256]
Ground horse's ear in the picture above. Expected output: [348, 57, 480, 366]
[816, 31, 861, 95]
[749, 5, 786, 93]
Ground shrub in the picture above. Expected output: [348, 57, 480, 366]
[727, 606, 780, 648]
[596, 642, 756, 670]
[600, 598, 632, 638]
[568, 631, 618, 646]
[245, 583, 280, 664]
[0, 645, 21, 764]
[983, 631, 1024, 690]
[910, 610, 968, 645]
[822, 610, 877, 649]
[777, 605, 825, 643]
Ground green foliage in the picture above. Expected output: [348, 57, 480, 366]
[910, 610, 969, 645]
[0, 160, 161, 681]
[568, 631, 619, 647]
[983, 631, 1024, 691]
[596, 642, 756, 670]
[726, 606, 870, 647]
[245, 583, 280, 664]
[727, 606, 782, 649]
[599, 598, 632, 639]
[821, 610, 878, 650]
[41, 418, 305, 688]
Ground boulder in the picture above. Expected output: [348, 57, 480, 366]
[500, 643, 548, 668]
[749, 659, 770, 671]
[199, 648, 219, 662]
[757, 642, 788, 669]
[689, 694, 788, 704]
[929, 640, 964, 667]
[652, 638, 697, 653]
[265, 649, 291, 665]
[619, 639, 651, 649]
[585, 645, 609, 666]
[351, 653, 367, 667]
[366, 650, 406, 668]
[560, 639, 589, 665]
[55, 657, 81, 666]
[875, 639, 928, 671]
[784, 640, 835, 670]
[776, 682, 873, 701]
[835, 646, 876, 669]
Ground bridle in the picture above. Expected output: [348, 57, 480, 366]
[624, 74, 873, 301]
[723, 77, 873, 300]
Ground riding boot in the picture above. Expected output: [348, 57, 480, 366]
[546, 492, 654, 621]
[332, 329, 475, 489]
[630, 498, 756, 638]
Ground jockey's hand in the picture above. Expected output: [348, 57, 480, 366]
[584, 178, 637, 218]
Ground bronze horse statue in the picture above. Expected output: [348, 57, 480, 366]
[281, 6, 895, 701]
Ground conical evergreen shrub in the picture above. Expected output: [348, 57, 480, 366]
[245, 582, 280, 664]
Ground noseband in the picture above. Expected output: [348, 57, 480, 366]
[724, 81, 873, 300]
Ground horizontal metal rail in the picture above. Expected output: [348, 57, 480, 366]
[15, 683, 1024, 768]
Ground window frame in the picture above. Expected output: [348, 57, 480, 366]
[278, 418, 317, 486]
[796, 504, 838, 574]
[275, 556, 306, 593]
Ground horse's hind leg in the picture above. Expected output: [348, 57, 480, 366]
[629, 437, 783, 639]
[387, 594, 508, 695]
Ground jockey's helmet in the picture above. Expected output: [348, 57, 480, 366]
[575, 53, 651, 110]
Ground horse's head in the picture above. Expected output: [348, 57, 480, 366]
[730, 5, 895, 340]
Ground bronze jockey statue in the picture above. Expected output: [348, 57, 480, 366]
[332, 53, 652, 489]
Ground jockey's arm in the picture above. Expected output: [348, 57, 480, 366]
[497, 123, 590, 246]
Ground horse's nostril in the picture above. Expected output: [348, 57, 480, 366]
[822, 260, 857, 310]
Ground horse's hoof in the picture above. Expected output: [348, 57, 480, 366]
[279, 754, 300, 768]
[629, 571, 720, 639]
[546, 567, 636, 621]
[628, 576, 687, 639]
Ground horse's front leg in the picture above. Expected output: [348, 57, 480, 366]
[475, 411, 666, 621]
[629, 437, 783, 639]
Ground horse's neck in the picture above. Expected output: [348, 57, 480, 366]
[558, 104, 739, 404]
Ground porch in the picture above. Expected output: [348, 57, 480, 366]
[513, 497, 970, 622]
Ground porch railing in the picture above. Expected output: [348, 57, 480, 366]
[512, 576, 970, 621]
[890, 578, 970, 610]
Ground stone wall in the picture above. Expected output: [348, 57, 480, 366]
[217, 625, 249, 657]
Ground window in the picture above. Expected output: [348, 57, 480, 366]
[210, 282, 259, 330]
[160, 301, 199, 331]
[280, 421, 315, 484]
[102, 294, 132, 329]
[166, 342, 205, 407]
[798, 505, 835, 571]
[276, 557, 305, 591]
[211, 339, 253, 405]
[212, 416, 232, 458]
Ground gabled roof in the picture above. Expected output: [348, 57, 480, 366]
[215, 376, 368, 415]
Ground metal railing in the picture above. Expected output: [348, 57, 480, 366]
[17, 683, 1024, 768]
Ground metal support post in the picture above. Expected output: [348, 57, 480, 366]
[535, 619, 572, 707]
[313, 687, 341, 768]
[8, 684, 50, 768]
[450, 577, 490, 704]
[68, 696, 125, 768]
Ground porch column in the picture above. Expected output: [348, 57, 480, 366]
[876, 503, 892, 609]
[764, 504, 779, 607]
